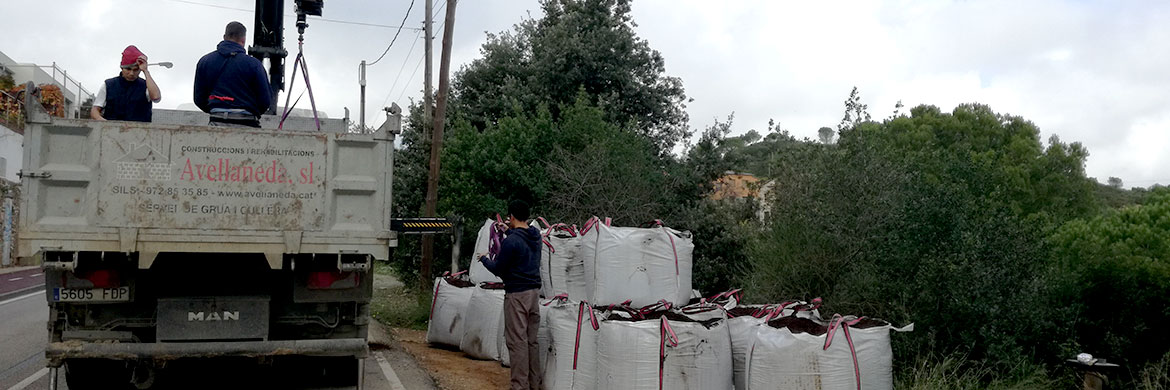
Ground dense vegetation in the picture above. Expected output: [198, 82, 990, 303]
[388, 0, 1170, 387]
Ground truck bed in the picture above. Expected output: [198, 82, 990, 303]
[18, 118, 397, 268]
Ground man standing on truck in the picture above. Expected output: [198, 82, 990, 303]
[90, 45, 161, 122]
[194, 21, 272, 128]
[478, 200, 543, 390]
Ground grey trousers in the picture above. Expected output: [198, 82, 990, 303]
[504, 288, 542, 390]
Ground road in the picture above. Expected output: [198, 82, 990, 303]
[0, 268, 436, 390]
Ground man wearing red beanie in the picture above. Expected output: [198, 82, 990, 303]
[91, 45, 161, 122]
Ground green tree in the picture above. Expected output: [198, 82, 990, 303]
[1045, 189, 1170, 371]
[817, 126, 834, 144]
[451, 0, 690, 153]
[745, 101, 1100, 372]
[838, 86, 871, 132]
[1107, 176, 1123, 188]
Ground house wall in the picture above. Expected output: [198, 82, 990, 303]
[0, 124, 23, 182]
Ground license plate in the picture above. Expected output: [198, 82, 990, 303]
[53, 287, 131, 302]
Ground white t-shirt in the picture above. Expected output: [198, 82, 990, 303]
[94, 81, 161, 107]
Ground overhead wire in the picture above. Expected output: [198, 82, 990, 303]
[373, 3, 448, 128]
[165, 0, 423, 30]
[367, 0, 417, 66]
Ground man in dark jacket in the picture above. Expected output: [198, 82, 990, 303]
[91, 45, 161, 122]
[479, 200, 542, 390]
[193, 21, 272, 127]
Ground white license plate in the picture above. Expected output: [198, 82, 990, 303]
[53, 287, 131, 302]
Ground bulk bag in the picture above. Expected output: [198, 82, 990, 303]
[540, 224, 587, 300]
[595, 311, 733, 390]
[579, 218, 694, 307]
[746, 315, 912, 390]
[542, 296, 602, 390]
[460, 283, 507, 360]
[425, 271, 475, 347]
[727, 299, 823, 390]
[470, 219, 505, 284]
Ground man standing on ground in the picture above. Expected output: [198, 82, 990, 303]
[479, 200, 543, 390]
[91, 45, 161, 122]
[194, 21, 272, 128]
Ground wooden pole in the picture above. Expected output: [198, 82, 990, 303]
[420, 0, 456, 288]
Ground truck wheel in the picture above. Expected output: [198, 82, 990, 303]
[64, 359, 131, 390]
[320, 356, 361, 387]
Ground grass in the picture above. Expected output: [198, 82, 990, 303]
[896, 353, 1057, 390]
[1135, 351, 1170, 390]
[369, 261, 431, 330]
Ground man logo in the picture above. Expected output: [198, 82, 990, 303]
[188, 311, 240, 321]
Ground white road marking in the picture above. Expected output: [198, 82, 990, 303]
[0, 291, 42, 307]
[6, 277, 21, 281]
[375, 351, 407, 390]
[7, 367, 48, 390]
[29, 274, 42, 277]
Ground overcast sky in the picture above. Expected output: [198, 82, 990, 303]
[2, 0, 1166, 186]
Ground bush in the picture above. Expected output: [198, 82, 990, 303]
[1044, 189, 1170, 377]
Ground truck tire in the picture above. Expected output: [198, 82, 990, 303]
[320, 356, 361, 387]
[64, 359, 131, 390]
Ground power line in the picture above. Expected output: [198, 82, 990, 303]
[374, 30, 422, 124]
[367, 0, 417, 66]
[396, 55, 426, 103]
[165, 0, 423, 30]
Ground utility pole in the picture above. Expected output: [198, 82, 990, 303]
[359, 60, 366, 131]
[423, 0, 434, 134]
[420, 0, 456, 288]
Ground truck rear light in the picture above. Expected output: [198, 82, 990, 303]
[75, 269, 120, 288]
[307, 271, 359, 290]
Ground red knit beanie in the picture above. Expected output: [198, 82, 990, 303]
[121, 45, 145, 67]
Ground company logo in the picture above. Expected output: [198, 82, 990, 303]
[188, 311, 240, 321]
[116, 142, 172, 181]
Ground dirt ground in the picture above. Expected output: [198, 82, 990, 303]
[391, 327, 510, 390]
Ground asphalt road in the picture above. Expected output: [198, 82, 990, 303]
[0, 269, 436, 390]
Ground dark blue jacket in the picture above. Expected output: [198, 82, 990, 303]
[101, 76, 152, 122]
[193, 40, 272, 116]
[481, 226, 542, 293]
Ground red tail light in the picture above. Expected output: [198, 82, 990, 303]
[307, 271, 359, 290]
[76, 269, 120, 288]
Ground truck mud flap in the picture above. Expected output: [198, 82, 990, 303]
[45, 338, 368, 366]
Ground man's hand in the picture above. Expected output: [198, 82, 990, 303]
[136, 56, 149, 74]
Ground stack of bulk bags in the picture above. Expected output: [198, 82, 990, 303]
[746, 315, 912, 390]
[595, 310, 733, 390]
[540, 224, 586, 300]
[543, 296, 602, 390]
[425, 272, 476, 347]
[460, 283, 507, 360]
[579, 218, 694, 307]
[469, 219, 504, 284]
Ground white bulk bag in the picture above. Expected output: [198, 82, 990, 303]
[425, 275, 475, 347]
[596, 313, 733, 390]
[746, 316, 912, 390]
[541, 226, 586, 300]
[543, 298, 602, 390]
[579, 219, 694, 307]
[460, 285, 507, 360]
[470, 219, 505, 284]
